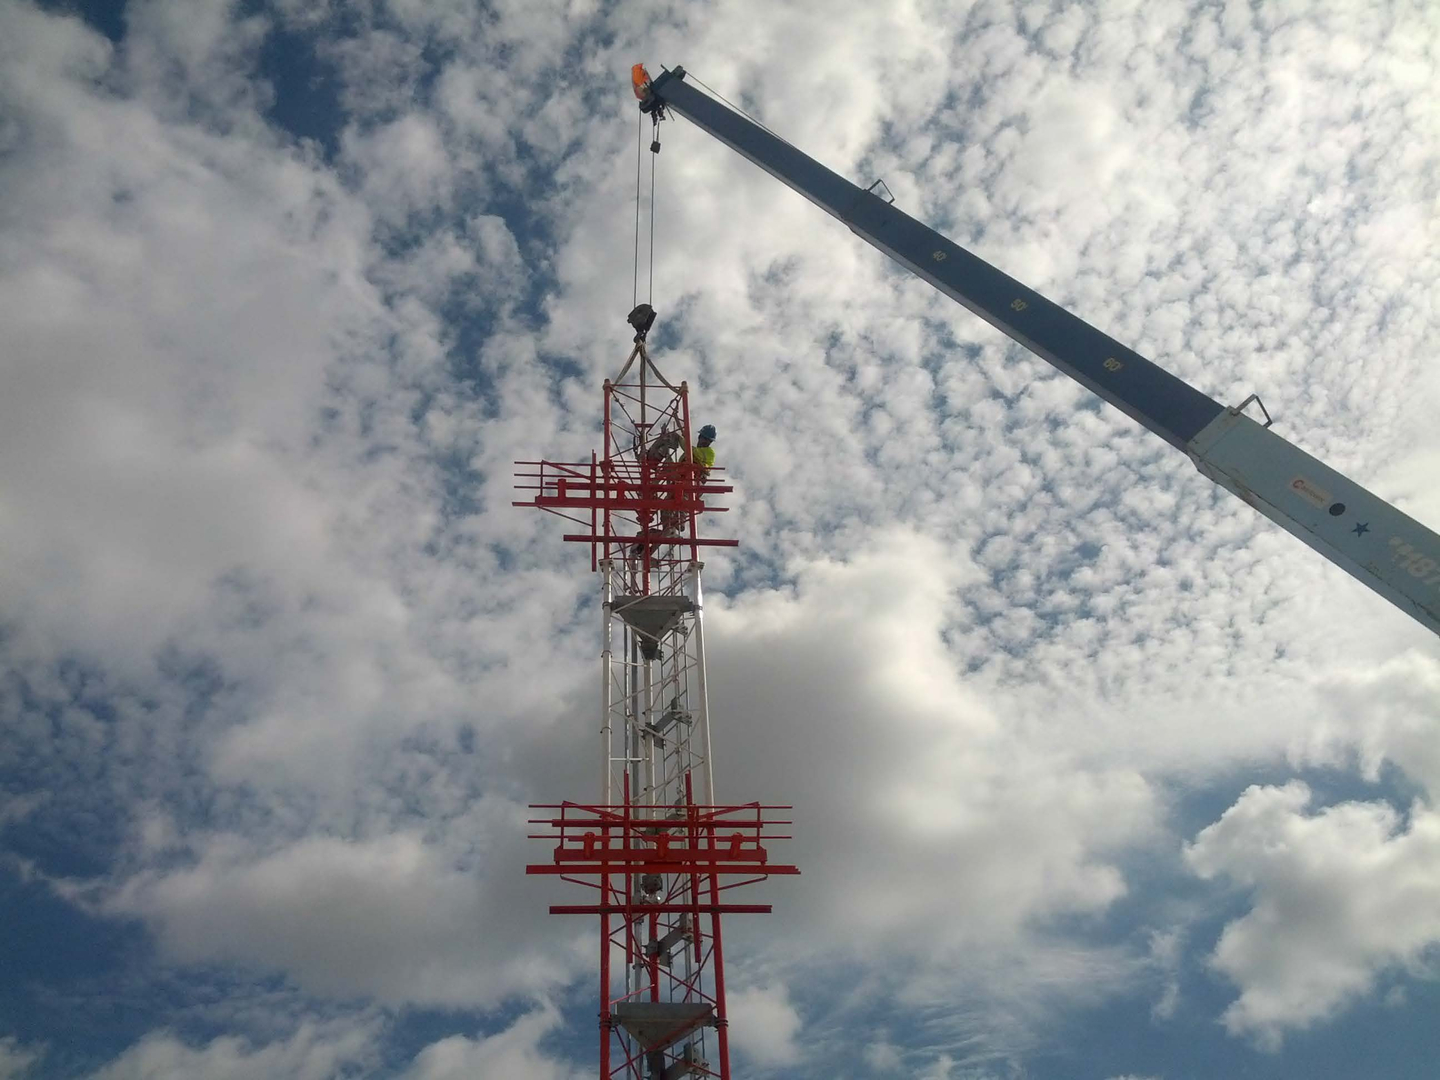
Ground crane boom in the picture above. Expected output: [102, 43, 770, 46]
[640, 65, 1440, 639]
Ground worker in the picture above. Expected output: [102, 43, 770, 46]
[632, 425, 717, 558]
[632, 428, 686, 558]
[692, 424, 716, 483]
[644, 428, 684, 462]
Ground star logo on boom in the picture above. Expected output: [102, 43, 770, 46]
[1353, 522, 1370, 536]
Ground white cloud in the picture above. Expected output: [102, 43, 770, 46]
[1148, 929, 1183, 1020]
[728, 983, 803, 1068]
[341, 113, 459, 224]
[399, 1007, 584, 1080]
[709, 529, 1158, 956]
[1186, 782, 1440, 1046]
[122, 0, 273, 123]
[0, 0, 593, 808]
[102, 807, 582, 1007]
[700, 529, 1160, 1061]
[1300, 651, 1440, 799]
[0, 0, 388, 680]
[0, 1039, 42, 1080]
[909, 1055, 1008, 1080]
[85, 1019, 378, 1080]
[863, 1035, 904, 1072]
[82, 1009, 585, 1080]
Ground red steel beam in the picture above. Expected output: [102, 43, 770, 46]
[564, 534, 740, 547]
[527, 863, 799, 876]
[551, 904, 773, 915]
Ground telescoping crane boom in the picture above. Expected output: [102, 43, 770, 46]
[635, 65, 1440, 639]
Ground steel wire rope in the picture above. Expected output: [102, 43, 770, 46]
[633, 109, 643, 308]
[684, 69, 798, 152]
[632, 112, 662, 311]
[648, 115, 657, 306]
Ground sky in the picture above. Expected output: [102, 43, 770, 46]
[1, 0, 1439, 1077]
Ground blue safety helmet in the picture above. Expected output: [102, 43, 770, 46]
[698, 424, 716, 441]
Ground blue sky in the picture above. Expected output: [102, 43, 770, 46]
[2, 0, 1440, 1077]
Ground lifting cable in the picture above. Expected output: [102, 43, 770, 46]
[631, 68, 775, 313]
[632, 111, 642, 308]
[632, 108, 661, 310]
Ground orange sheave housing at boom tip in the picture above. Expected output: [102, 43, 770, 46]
[631, 63, 652, 99]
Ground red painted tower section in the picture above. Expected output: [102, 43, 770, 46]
[516, 331, 796, 1079]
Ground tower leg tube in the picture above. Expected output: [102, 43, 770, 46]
[691, 564, 716, 804]
[643, 653, 656, 808]
[602, 561, 615, 804]
[600, 901, 612, 1080]
[709, 863, 731, 1080]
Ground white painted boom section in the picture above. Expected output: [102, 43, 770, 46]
[1187, 410, 1440, 636]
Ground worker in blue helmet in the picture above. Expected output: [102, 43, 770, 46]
[692, 424, 716, 482]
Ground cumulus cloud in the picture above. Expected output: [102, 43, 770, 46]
[1147, 928, 1183, 1020]
[727, 983, 803, 1068]
[101, 809, 581, 1006]
[863, 1035, 904, 1072]
[709, 530, 1158, 954]
[0, 0, 589, 807]
[1301, 651, 1440, 798]
[1186, 782, 1440, 1046]
[85, 1019, 378, 1080]
[0, 1039, 42, 1080]
[698, 529, 1161, 1061]
[341, 113, 459, 224]
[399, 1007, 584, 1080]
[81, 1009, 585, 1080]
[1, 0, 384, 675]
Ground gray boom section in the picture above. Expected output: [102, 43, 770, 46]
[644, 67, 1440, 637]
[646, 66, 1226, 451]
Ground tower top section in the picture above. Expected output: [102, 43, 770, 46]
[514, 310, 736, 587]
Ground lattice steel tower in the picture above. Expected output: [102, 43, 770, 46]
[517, 312, 796, 1080]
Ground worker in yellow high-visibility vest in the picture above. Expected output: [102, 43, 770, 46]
[648, 425, 717, 545]
[636, 425, 718, 554]
[691, 424, 716, 483]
